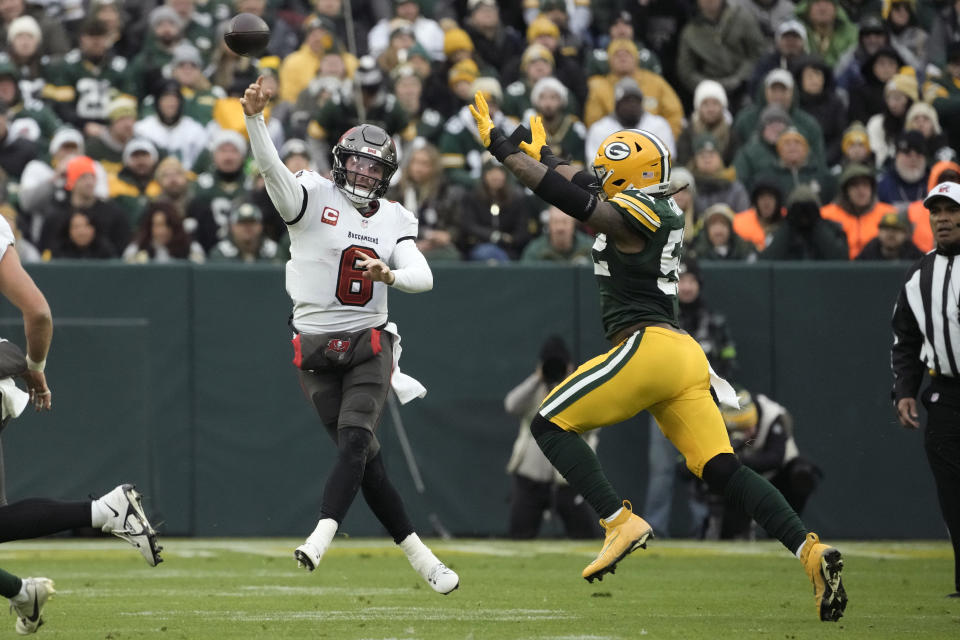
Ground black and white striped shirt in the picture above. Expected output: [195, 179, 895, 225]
[892, 249, 960, 399]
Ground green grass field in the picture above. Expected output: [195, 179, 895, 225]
[0, 538, 956, 639]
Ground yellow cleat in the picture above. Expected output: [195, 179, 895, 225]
[582, 500, 653, 583]
[800, 532, 848, 621]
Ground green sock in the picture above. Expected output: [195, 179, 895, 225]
[724, 466, 808, 553]
[0, 569, 22, 599]
[535, 428, 621, 517]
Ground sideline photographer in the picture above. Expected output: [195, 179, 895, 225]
[700, 389, 822, 539]
[503, 336, 599, 539]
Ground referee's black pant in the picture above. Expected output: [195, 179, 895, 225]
[922, 380, 960, 594]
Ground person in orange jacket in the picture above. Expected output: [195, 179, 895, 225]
[905, 160, 960, 252]
[735, 179, 785, 251]
[820, 163, 896, 259]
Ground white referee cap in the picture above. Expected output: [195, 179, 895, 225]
[923, 182, 960, 208]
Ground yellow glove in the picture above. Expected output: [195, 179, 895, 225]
[517, 115, 546, 161]
[469, 91, 494, 148]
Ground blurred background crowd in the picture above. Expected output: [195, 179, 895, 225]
[1, 0, 958, 264]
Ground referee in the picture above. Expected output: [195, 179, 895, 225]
[891, 181, 960, 599]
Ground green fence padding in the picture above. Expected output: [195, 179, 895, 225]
[768, 263, 940, 537]
[0, 262, 945, 539]
[2, 321, 149, 505]
[0, 264, 193, 534]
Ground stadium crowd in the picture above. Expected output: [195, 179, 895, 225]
[0, 0, 957, 264]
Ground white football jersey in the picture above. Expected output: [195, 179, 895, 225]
[286, 171, 419, 333]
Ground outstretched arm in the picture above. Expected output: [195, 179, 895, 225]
[469, 93, 640, 245]
[242, 77, 305, 222]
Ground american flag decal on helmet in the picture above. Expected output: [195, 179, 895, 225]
[642, 171, 655, 179]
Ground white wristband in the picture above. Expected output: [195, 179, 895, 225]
[26, 356, 46, 372]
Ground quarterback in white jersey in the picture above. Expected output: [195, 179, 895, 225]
[282, 169, 423, 333]
[243, 77, 459, 595]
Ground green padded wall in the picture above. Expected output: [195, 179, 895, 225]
[0, 262, 943, 540]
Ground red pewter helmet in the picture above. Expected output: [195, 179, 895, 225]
[592, 129, 672, 199]
[332, 124, 399, 205]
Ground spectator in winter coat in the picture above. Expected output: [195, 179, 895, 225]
[525, 77, 586, 169]
[904, 101, 956, 167]
[855, 209, 924, 259]
[520, 206, 594, 264]
[848, 45, 903, 125]
[839, 121, 876, 169]
[41, 155, 129, 256]
[585, 77, 675, 161]
[730, 68, 826, 168]
[756, 128, 837, 205]
[877, 129, 931, 205]
[107, 138, 161, 229]
[583, 38, 683, 136]
[462, 0, 525, 76]
[367, 1, 445, 62]
[584, 10, 662, 78]
[85, 96, 138, 177]
[883, 0, 928, 70]
[133, 80, 208, 171]
[51, 211, 117, 259]
[795, 0, 859, 66]
[208, 202, 281, 263]
[760, 185, 850, 259]
[502, 44, 567, 120]
[0, 101, 36, 180]
[676, 0, 768, 109]
[456, 161, 538, 262]
[689, 133, 750, 216]
[676, 80, 734, 168]
[749, 19, 809, 98]
[734, 178, 786, 251]
[733, 104, 792, 193]
[835, 14, 894, 91]
[514, 16, 587, 112]
[122, 200, 205, 264]
[687, 203, 758, 261]
[794, 55, 848, 168]
[866, 67, 918, 169]
[820, 163, 896, 258]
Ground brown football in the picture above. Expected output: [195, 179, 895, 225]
[224, 13, 270, 57]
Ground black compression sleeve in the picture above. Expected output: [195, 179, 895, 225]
[539, 145, 569, 170]
[572, 169, 600, 191]
[533, 167, 598, 222]
[488, 128, 520, 162]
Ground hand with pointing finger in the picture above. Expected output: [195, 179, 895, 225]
[241, 76, 272, 116]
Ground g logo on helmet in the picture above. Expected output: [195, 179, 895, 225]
[604, 141, 631, 161]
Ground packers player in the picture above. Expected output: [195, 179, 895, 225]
[470, 92, 848, 622]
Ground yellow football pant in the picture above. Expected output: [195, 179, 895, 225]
[539, 327, 733, 478]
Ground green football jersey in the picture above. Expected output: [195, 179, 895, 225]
[592, 189, 685, 340]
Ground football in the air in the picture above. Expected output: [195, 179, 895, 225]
[224, 13, 271, 57]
